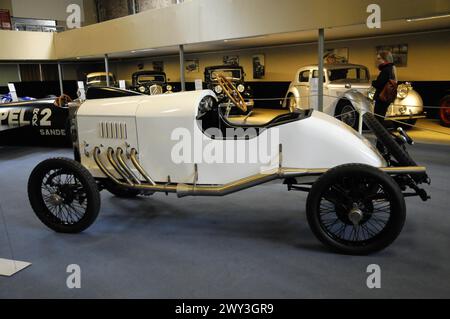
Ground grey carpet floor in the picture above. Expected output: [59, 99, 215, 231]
[0, 143, 449, 298]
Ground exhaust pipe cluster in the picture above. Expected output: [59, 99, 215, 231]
[94, 146, 177, 194]
[93, 146, 427, 198]
[92, 146, 326, 197]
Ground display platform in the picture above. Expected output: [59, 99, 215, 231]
[0, 258, 31, 277]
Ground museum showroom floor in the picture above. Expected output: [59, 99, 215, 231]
[0, 141, 449, 298]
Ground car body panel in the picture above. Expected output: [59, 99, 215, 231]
[0, 98, 71, 146]
[76, 90, 385, 185]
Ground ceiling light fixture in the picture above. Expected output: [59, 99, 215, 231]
[224, 35, 268, 43]
[406, 13, 450, 22]
[131, 48, 156, 53]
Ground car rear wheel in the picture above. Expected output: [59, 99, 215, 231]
[28, 157, 100, 233]
[439, 95, 450, 128]
[306, 164, 406, 255]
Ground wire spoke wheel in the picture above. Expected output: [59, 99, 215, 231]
[338, 104, 357, 128]
[40, 169, 87, 225]
[28, 158, 100, 233]
[319, 176, 391, 243]
[306, 164, 405, 255]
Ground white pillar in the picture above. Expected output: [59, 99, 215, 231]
[179, 45, 185, 91]
[318, 28, 324, 112]
[104, 54, 110, 87]
[17, 64, 21, 82]
[58, 62, 64, 96]
[39, 64, 43, 82]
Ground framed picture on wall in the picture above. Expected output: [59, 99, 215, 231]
[153, 61, 164, 72]
[324, 48, 349, 64]
[252, 54, 265, 79]
[185, 59, 199, 73]
[223, 55, 239, 66]
[0, 10, 12, 30]
[375, 44, 408, 67]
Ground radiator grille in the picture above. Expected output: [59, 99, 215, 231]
[150, 84, 163, 95]
[99, 122, 128, 139]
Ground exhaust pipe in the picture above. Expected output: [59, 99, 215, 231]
[93, 147, 427, 198]
[115, 147, 141, 185]
[93, 147, 177, 193]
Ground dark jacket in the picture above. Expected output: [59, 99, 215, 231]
[372, 62, 396, 101]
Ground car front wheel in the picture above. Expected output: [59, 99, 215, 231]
[286, 94, 297, 113]
[28, 157, 101, 233]
[306, 164, 406, 255]
[336, 102, 359, 130]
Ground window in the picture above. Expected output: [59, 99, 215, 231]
[312, 70, 326, 82]
[299, 70, 310, 83]
[327, 67, 369, 83]
[137, 75, 166, 83]
[210, 69, 242, 81]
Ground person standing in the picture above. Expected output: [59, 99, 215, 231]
[372, 51, 397, 124]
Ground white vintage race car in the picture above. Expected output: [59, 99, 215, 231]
[28, 76, 430, 255]
[283, 64, 426, 129]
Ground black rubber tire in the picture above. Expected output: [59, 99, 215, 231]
[286, 94, 297, 113]
[103, 180, 141, 198]
[306, 164, 406, 255]
[363, 112, 417, 167]
[336, 102, 359, 130]
[28, 157, 100, 233]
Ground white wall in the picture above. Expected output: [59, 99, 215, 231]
[114, 30, 450, 82]
[11, 0, 85, 21]
[0, 64, 19, 85]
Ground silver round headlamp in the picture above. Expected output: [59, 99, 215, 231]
[166, 84, 172, 91]
[214, 85, 223, 94]
[237, 84, 245, 93]
[138, 86, 146, 93]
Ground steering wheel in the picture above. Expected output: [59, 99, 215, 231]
[54, 94, 72, 107]
[217, 74, 247, 113]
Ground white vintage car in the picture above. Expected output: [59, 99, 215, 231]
[283, 64, 426, 129]
[27, 77, 430, 255]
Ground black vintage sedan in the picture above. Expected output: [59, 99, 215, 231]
[130, 70, 173, 95]
[204, 65, 254, 114]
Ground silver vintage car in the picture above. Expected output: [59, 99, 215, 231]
[283, 63, 425, 129]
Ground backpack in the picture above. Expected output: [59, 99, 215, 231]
[379, 67, 398, 103]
